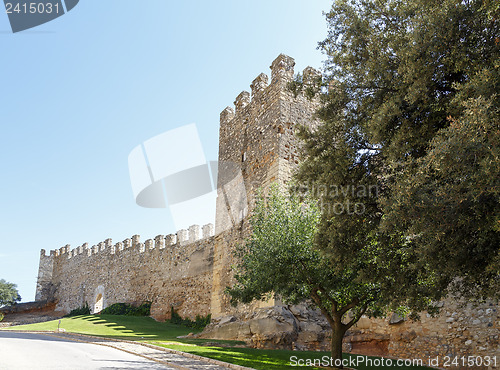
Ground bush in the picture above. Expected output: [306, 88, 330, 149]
[100, 301, 151, 316]
[169, 306, 211, 329]
[0, 312, 4, 322]
[65, 302, 90, 317]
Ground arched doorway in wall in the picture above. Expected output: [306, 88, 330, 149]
[94, 293, 103, 313]
[93, 285, 105, 314]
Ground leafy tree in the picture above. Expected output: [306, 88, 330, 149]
[296, 0, 499, 302]
[0, 279, 21, 307]
[227, 186, 412, 367]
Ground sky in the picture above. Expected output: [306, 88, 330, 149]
[0, 0, 331, 302]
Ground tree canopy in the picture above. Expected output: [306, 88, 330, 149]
[0, 279, 21, 307]
[226, 186, 430, 366]
[296, 0, 499, 301]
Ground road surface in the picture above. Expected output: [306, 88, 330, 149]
[0, 332, 175, 370]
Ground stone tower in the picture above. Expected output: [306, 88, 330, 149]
[210, 54, 322, 317]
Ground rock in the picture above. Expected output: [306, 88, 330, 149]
[389, 312, 405, 325]
[200, 321, 251, 341]
[219, 315, 236, 325]
[249, 317, 295, 337]
[354, 316, 372, 329]
[446, 317, 454, 323]
[465, 339, 473, 346]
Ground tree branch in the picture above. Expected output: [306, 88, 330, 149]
[345, 305, 369, 330]
[310, 289, 336, 329]
[338, 298, 359, 317]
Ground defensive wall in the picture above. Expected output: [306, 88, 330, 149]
[37, 224, 215, 321]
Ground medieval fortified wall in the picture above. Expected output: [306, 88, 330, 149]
[36, 54, 499, 367]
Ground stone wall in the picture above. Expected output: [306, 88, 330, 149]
[211, 54, 321, 318]
[38, 223, 215, 321]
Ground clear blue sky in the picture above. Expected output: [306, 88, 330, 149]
[0, 0, 331, 302]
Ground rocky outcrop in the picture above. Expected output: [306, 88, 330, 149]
[199, 304, 330, 350]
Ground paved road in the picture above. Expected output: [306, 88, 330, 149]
[0, 332, 175, 370]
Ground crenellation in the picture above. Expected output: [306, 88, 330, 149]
[123, 238, 132, 249]
[79, 243, 87, 255]
[251, 73, 268, 98]
[202, 223, 214, 238]
[116, 241, 124, 252]
[110, 244, 116, 255]
[302, 66, 321, 86]
[165, 234, 176, 246]
[220, 107, 235, 125]
[188, 225, 200, 242]
[145, 239, 154, 250]
[92, 245, 98, 255]
[155, 235, 165, 249]
[270, 54, 295, 84]
[234, 91, 250, 115]
[139, 242, 145, 253]
[177, 229, 188, 244]
[98, 242, 105, 252]
[104, 238, 112, 248]
[132, 235, 140, 248]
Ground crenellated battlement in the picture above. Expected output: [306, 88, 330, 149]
[42, 223, 215, 261]
[219, 54, 320, 132]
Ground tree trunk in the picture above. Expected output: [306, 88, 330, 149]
[330, 323, 346, 369]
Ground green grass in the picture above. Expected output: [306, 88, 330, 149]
[2, 315, 243, 345]
[2, 315, 197, 342]
[3, 315, 433, 369]
[155, 343, 433, 370]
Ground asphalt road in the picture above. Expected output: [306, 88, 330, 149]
[0, 332, 175, 370]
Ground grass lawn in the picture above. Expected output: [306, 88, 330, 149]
[3, 315, 433, 369]
[2, 314, 209, 342]
[155, 343, 433, 370]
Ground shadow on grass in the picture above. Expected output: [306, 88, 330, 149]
[62, 315, 244, 345]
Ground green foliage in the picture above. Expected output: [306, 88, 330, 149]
[100, 302, 151, 316]
[0, 312, 4, 322]
[288, 73, 323, 100]
[65, 302, 91, 317]
[226, 185, 388, 362]
[169, 306, 211, 329]
[0, 279, 21, 307]
[298, 0, 499, 304]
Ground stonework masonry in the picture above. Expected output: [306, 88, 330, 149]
[36, 54, 499, 368]
[37, 225, 215, 321]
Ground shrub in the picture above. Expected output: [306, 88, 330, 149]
[169, 306, 211, 329]
[100, 301, 151, 316]
[0, 312, 4, 322]
[65, 302, 90, 317]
